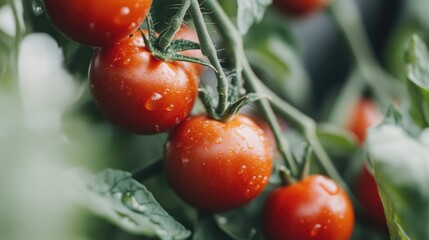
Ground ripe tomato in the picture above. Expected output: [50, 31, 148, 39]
[263, 175, 355, 240]
[355, 166, 387, 229]
[89, 30, 199, 134]
[164, 114, 273, 213]
[43, 0, 152, 46]
[347, 98, 382, 143]
[273, 0, 330, 17]
[175, 25, 206, 75]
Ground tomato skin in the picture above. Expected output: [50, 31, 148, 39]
[273, 0, 330, 17]
[263, 175, 355, 240]
[175, 25, 206, 75]
[89, 31, 199, 134]
[347, 99, 382, 143]
[164, 114, 273, 213]
[43, 0, 152, 46]
[355, 166, 387, 229]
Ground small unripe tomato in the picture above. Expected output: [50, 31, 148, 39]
[263, 175, 355, 240]
[89, 31, 199, 134]
[164, 114, 273, 213]
[44, 0, 152, 47]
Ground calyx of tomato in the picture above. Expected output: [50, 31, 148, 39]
[279, 144, 313, 186]
[140, 14, 214, 70]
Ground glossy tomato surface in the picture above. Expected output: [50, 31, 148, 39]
[89, 31, 199, 134]
[44, 0, 152, 46]
[347, 99, 382, 143]
[164, 114, 273, 213]
[355, 166, 387, 229]
[263, 175, 355, 240]
[273, 0, 330, 17]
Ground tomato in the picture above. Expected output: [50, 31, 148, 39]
[175, 25, 206, 75]
[347, 99, 382, 143]
[43, 0, 152, 46]
[355, 166, 387, 229]
[263, 175, 355, 240]
[89, 30, 199, 134]
[164, 114, 273, 213]
[273, 0, 330, 17]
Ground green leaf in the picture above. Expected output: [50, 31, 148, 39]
[236, 0, 272, 35]
[405, 34, 429, 128]
[167, 39, 201, 53]
[193, 216, 231, 240]
[367, 108, 429, 240]
[81, 169, 191, 240]
[408, 0, 429, 33]
[316, 123, 359, 159]
[215, 210, 258, 240]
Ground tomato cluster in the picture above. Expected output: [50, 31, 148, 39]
[44, 1, 357, 238]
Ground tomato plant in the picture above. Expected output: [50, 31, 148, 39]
[273, 0, 330, 16]
[164, 114, 273, 213]
[43, 0, 152, 46]
[5, 0, 429, 239]
[263, 175, 355, 240]
[89, 30, 199, 134]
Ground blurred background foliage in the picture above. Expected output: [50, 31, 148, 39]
[1, 0, 428, 239]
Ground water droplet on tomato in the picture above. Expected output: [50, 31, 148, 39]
[182, 158, 190, 165]
[318, 177, 339, 195]
[89, 22, 95, 29]
[214, 137, 223, 144]
[145, 93, 163, 111]
[120, 7, 131, 15]
[123, 58, 131, 65]
[166, 104, 174, 112]
[310, 224, 322, 237]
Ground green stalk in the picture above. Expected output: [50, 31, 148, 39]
[329, 0, 404, 108]
[157, 0, 191, 51]
[189, 0, 229, 117]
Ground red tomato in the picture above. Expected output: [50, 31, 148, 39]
[44, 0, 152, 46]
[164, 114, 273, 213]
[355, 166, 387, 229]
[347, 99, 382, 143]
[263, 175, 355, 240]
[89, 31, 199, 134]
[273, 0, 330, 17]
[175, 25, 206, 75]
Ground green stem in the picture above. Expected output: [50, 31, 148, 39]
[10, 0, 24, 82]
[157, 0, 191, 51]
[132, 159, 164, 182]
[329, 0, 404, 107]
[189, 0, 229, 117]
[202, 0, 350, 193]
